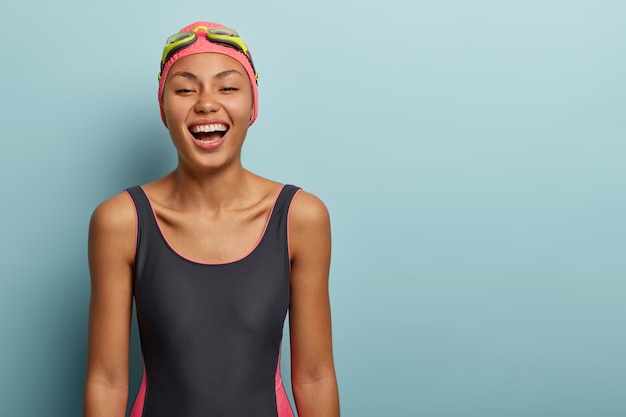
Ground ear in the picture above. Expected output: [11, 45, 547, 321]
[160, 97, 169, 128]
[161, 108, 169, 128]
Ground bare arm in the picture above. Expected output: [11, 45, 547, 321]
[288, 191, 340, 417]
[84, 193, 136, 417]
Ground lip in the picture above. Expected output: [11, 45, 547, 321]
[187, 118, 230, 130]
[187, 118, 229, 151]
[192, 134, 226, 151]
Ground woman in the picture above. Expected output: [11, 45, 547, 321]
[84, 21, 339, 417]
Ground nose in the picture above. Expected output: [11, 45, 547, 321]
[194, 90, 219, 114]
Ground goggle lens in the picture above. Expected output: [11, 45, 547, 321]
[165, 32, 194, 45]
[160, 26, 257, 81]
[208, 28, 239, 36]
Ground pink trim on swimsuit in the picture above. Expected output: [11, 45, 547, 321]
[124, 190, 139, 262]
[129, 360, 147, 417]
[275, 352, 295, 417]
[286, 188, 303, 265]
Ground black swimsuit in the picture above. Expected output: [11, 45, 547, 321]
[125, 185, 299, 417]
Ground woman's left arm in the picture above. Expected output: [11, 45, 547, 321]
[288, 190, 340, 417]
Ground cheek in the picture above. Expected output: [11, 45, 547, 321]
[162, 97, 184, 126]
[239, 92, 255, 121]
[162, 105, 188, 141]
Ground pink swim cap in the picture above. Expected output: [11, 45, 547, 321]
[158, 21, 258, 126]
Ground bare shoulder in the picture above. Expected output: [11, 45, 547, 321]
[89, 191, 137, 265]
[288, 190, 331, 263]
[90, 192, 136, 235]
[289, 190, 331, 231]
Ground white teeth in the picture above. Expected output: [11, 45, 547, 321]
[190, 123, 228, 133]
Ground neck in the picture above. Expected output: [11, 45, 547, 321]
[164, 162, 256, 211]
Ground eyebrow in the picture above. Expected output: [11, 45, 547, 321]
[214, 70, 244, 79]
[170, 71, 198, 81]
[170, 70, 244, 81]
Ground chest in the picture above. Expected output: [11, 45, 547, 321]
[136, 257, 291, 342]
[154, 204, 271, 264]
[128, 184, 294, 344]
[133, 210, 292, 342]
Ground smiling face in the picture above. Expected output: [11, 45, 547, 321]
[161, 53, 254, 174]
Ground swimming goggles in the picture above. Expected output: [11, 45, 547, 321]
[160, 25, 258, 82]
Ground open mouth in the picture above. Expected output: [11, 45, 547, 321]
[189, 123, 229, 143]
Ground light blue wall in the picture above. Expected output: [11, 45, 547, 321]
[1, 1, 625, 416]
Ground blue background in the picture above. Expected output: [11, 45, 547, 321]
[1, 0, 625, 416]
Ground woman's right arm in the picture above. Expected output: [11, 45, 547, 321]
[84, 193, 136, 417]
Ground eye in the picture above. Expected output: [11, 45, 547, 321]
[220, 85, 239, 92]
[176, 88, 195, 94]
